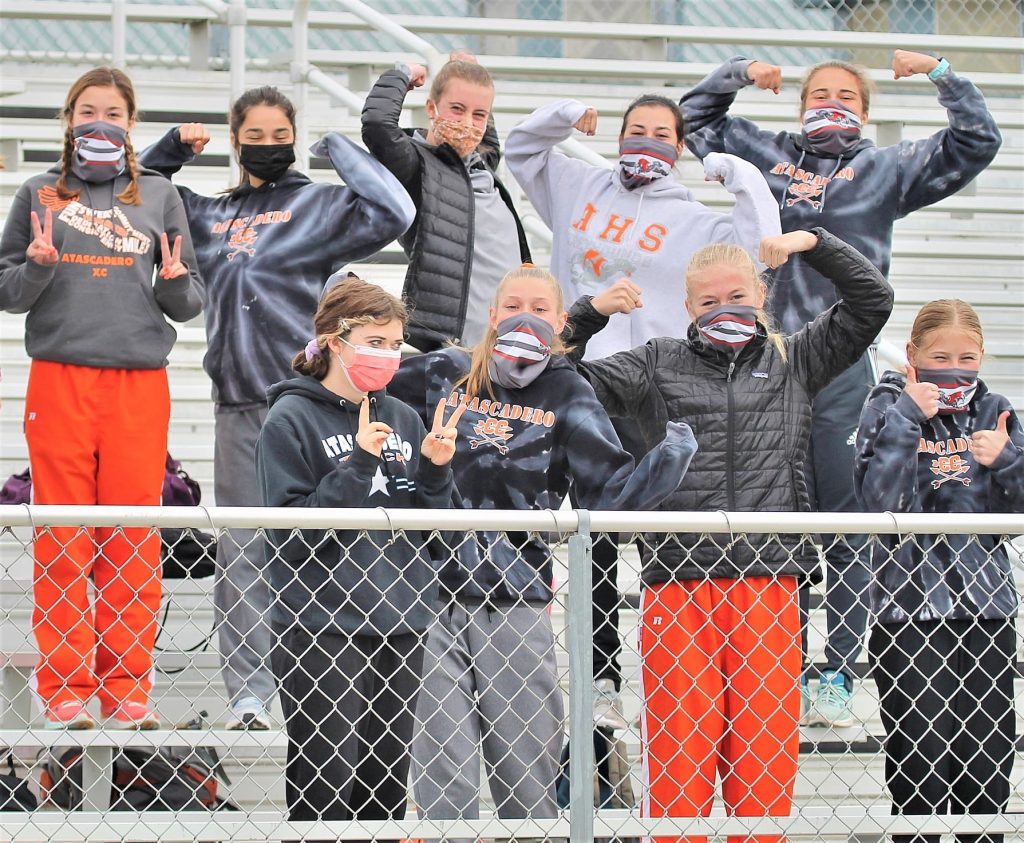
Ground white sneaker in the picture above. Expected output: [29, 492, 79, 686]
[226, 697, 271, 730]
[593, 678, 628, 731]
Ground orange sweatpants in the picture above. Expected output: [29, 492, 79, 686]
[640, 576, 801, 843]
[25, 360, 170, 710]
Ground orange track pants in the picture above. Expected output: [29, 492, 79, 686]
[25, 360, 169, 710]
[640, 576, 801, 843]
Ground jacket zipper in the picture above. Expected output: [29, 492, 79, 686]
[455, 159, 475, 343]
[726, 360, 736, 511]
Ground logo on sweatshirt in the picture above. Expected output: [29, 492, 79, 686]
[470, 417, 514, 454]
[769, 161, 856, 210]
[918, 436, 974, 489]
[37, 186, 152, 255]
[929, 454, 972, 489]
[227, 226, 258, 261]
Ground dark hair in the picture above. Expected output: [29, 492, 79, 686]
[58, 66, 141, 205]
[228, 86, 297, 189]
[619, 94, 685, 145]
[428, 60, 494, 103]
[292, 274, 409, 380]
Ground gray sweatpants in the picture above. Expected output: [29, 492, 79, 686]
[213, 404, 276, 710]
[411, 600, 564, 843]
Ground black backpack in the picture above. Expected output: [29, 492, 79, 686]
[0, 756, 37, 812]
[39, 744, 232, 811]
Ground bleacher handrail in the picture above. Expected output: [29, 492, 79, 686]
[1, 505, 1020, 536]
[2, 3, 1022, 56]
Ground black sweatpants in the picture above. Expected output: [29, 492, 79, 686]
[869, 618, 1016, 843]
[271, 625, 425, 827]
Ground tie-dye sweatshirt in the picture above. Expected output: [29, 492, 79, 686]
[389, 349, 697, 604]
[854, 371, 1023, 625]
[681, 56, 1002, 332]
[139, 130, 415, 405]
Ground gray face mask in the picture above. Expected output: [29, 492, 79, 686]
[487, 313, 555, 390]
[70, 120, 127, 183]
[916, 367, 979, 414]
[800, 101, 862, 157]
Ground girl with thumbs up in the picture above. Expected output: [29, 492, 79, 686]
[854, 299, 1024, 843]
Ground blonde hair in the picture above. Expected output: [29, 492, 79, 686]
[292, 274, 408, 380]
[800, 60, 874, 117]
[459, 265, 569, 399]
[909, 299, 985, 360]
[58, 67, 141, 205]
[686, 243, 786, 361]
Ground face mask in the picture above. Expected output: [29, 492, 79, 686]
[337, 339, 401, 393]
[239, 143, 295, 183]
[70, 120, 127, 183]
[801, 101, 863, 157]
[696, 304, 759, 351]
[618, 137, 678, 190]
[916, 367, 979, 414]
[488, 313, 555, 390]
[431, 118, 485, 158]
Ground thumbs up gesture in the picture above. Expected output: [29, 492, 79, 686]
[972, 410, 1012, 467]
[904, 365, 939, 419]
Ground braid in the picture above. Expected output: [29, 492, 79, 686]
[117, 135, 141, 205]
[55, 125, 80, 202]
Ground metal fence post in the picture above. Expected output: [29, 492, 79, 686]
[567, 509, 594, 843]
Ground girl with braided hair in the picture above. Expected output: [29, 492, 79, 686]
[0, 66, 204, 730]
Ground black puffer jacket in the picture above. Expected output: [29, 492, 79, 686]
[566, 228, 893, 584]
[361, 68, 531, 351]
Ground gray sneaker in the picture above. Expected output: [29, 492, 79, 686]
[593, 678, 628, 731]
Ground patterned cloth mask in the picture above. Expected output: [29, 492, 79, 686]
[70, 120, 127, 183]
[696, 304, 759, 351]
[801, 101, 863, 157]
[618, 137, 678, 190]
[432, 118, 485, 158]
[338, 340, 401, 393]
[916, 367, 979, 414]
[488, 313, 555, 390]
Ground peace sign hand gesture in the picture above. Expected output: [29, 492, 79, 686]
[27, 209, 58, 266]
[421, 397, 469, 466]
[904, 365, 939, 419]
[972, 410, 1012, 467]
[158, 232, 187, 280]
[357, 397, 394, 458]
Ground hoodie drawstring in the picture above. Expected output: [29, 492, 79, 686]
[778, 148, 845, 214]
[815, 155, 846, 214]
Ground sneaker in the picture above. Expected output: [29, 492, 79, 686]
[798, 675, 814, 726]
[813, 670, 855, 728]
[593, 678, 628, 731]
[44, 701, 95, 730]
[226, 697, 271, 731]
[103, 702, 161, 730]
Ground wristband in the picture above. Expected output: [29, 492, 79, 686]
[927, 57, 950, 81]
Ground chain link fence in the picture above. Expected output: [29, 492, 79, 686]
[1, 1, 1020, 72]
[0, 507, 1022, 841]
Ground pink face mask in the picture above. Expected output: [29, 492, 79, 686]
[338, 340, 401, 392]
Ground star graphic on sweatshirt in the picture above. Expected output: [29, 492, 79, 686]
[369, 465, 390, 497]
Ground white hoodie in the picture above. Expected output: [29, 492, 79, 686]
[506, 99, 781, 359]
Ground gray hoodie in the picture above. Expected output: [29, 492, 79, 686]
[0, 166, 204, 368]
[505, 98, 780, 359]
